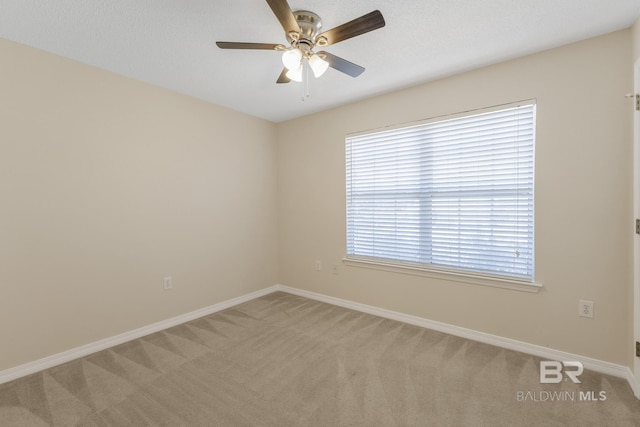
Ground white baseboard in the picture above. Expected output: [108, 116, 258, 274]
[2, 283, 639, 400]
[0, 286, 279, 385]
[273, 284, 640, 399]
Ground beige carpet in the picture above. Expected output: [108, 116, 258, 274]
[1, 291, 639, 426]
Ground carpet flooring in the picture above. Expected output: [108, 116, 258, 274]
[1, 291, 639, 426]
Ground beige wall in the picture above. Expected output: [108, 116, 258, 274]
[277, 30, 633, 365]
[0, 38, 278, 370]
[0, 27, 635, 373]
[633, 17, 640, 61]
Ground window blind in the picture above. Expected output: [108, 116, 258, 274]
[346, 103, 535, 281]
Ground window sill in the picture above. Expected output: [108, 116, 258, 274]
[342, 257, 543, 294]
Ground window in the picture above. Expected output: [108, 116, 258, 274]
[345, 102, 535, 283]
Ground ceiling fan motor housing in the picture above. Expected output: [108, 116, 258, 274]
[287, 10, 326, 50]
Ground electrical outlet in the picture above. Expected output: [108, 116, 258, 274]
[163, 276, 173, 291]
[315, 260, 322, 271]
[579, 300, 594, 318]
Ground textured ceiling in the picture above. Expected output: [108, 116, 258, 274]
[0, 0, 639, 122]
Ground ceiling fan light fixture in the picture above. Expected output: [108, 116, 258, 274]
[309, 53, 329, 78]
[285, 63, 303, 82]
[282, 48, 302, 70]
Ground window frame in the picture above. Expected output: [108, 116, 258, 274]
[344, 100, 541, 293]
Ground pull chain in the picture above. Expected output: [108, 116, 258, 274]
[301, 61, 310, 101]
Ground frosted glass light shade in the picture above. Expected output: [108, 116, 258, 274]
[282, 48, 302, 70]
[309, 54, 329, 78]
[285, 64, 303, 82]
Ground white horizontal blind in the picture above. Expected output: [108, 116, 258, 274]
[346, 103, 535, 281]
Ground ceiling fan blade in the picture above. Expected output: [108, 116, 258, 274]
[318, 51, 365, 77]
[216, 42, 285, 50]
[317, 10, 385, 46]
[265, 0, 300, 36]
[276, 68, 291, 84]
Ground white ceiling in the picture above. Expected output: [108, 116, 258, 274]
[1, 1, 639, 122]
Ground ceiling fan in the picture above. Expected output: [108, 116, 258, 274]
[216, 0, 385, 84]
